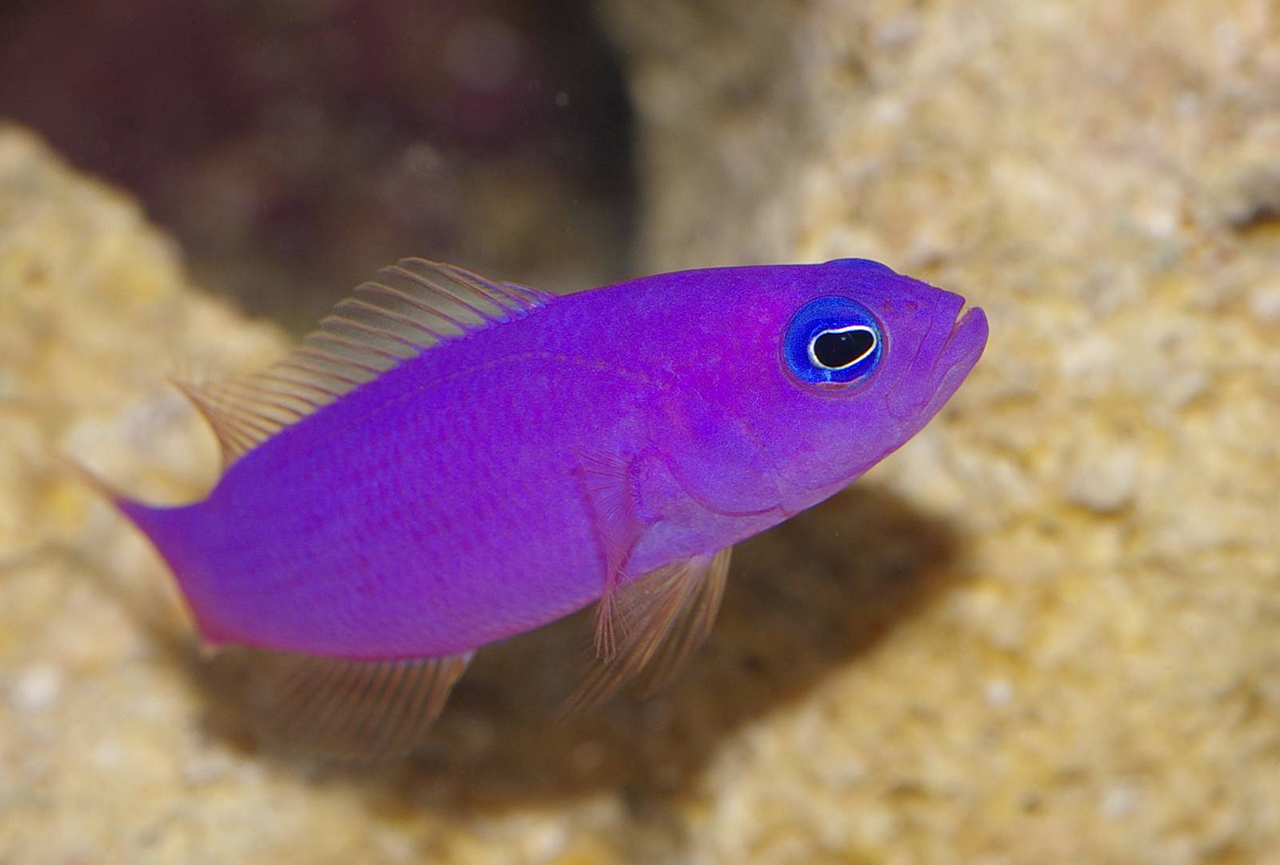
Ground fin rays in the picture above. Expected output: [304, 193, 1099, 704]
[575, 451, 646, 661]
[565, 548, 732, 714]
[251, 651, 474, 759]
[174, 259, 554, 468]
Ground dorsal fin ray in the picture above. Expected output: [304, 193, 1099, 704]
[174, 259, 556, 469]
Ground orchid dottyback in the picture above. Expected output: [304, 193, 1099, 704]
[87, 258, 988, 756]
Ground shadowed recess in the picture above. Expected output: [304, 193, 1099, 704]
[0, 0, 637, 327]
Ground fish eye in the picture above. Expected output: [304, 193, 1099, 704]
[810, 326, 876, 370]
[783, 296, 883, 386]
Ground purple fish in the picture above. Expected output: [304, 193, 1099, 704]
[88, 258, 987, 755]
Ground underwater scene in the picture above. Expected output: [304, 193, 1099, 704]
[1, 1, 1278, 863]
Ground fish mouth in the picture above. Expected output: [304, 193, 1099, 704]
[924, 304, 988, 413]
[887, 297, 989, 421]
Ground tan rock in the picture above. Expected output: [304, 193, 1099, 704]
[596, 0, 1280, 861]
[6, 0, 1280, 859]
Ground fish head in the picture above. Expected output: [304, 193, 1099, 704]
[736, 258, 988, 506]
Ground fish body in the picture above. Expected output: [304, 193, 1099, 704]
[103, 258, 987, 754]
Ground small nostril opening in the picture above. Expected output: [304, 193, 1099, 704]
[0, 0, 638, 331]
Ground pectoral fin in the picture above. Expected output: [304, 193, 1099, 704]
[574, 451, 649, 660]
[563, 548, 732, 714]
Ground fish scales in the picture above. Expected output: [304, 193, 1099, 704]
[160, 270, 765, 653]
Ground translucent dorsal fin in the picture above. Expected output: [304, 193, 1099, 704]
[175, 260, 556, 468]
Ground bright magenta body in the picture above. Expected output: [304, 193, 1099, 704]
[120, 260, 988, 662]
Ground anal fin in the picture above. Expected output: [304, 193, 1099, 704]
[563, 548, 732, 714]
[243, 650, 473, 760]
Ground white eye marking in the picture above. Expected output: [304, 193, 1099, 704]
[808, 325, 877, 370]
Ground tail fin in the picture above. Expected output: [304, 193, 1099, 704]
[58, 454, 164, 538]
[58, 454, 220, 643]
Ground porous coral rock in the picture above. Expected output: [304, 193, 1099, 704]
[598, 0, 1280, 861]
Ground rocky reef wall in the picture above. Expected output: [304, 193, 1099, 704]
[3, 0, 1280, 862]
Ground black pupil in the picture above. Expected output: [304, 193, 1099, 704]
[813, 329, 874, 369]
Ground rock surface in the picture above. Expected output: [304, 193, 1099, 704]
[3, 0, 1280, 861]
[597, 0, 1280, 861]
[0, 125, 965, 865]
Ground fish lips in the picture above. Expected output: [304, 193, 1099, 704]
[886, 295, 989, 422]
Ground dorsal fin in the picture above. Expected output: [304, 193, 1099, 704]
[176, 259, 555, 468]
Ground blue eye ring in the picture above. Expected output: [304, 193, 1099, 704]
[782, 296, 884, 386]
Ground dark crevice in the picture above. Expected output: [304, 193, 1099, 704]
[0, 0, 637, 329]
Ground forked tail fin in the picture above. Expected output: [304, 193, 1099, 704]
[60, 454, 475, 760]
[59, 454, 165, 540]
[58, 454, 220, 642]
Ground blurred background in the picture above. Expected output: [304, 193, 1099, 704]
[3, 1, 1280, 864]
[0, 0, 636, 327]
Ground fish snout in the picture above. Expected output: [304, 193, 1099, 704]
[886, 297, 988, 421]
